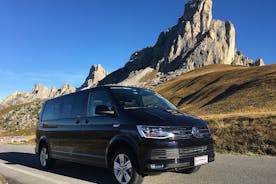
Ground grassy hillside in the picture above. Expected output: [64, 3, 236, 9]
[206, 115, 275, 155]
[155, 64, 276, 115]
[0, 101, 42, 136]
[155, 64, 276, 155]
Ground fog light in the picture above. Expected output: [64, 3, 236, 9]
[150, 164, 164, 169]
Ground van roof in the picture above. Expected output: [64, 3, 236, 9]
[44, 85, 147, 102]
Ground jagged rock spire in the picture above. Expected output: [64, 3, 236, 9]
[80, 64, 108, 89]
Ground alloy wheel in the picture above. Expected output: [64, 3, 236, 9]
[113, 153, 133, 184]
[40, 147, 48, 167]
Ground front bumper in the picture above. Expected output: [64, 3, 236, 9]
[138, 138, 215, 174]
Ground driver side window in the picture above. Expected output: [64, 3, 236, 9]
[88, 90, 113, 116]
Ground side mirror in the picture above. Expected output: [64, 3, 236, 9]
[95, 105, 115, 116]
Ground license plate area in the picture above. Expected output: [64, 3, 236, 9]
[194, 155, 208, 166]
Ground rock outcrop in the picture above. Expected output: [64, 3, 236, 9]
[59, 83, 76, 95]
[0, 101, 42, 131]
[0, 84, 76, 109]
[30, 84, 51, 99]
[253, 58, 265, 66]
[99, 0, 264, 85]
[80, 64, 108, 89]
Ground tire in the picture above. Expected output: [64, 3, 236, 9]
[111, 148, 143, 184]
[176, 166, 201, 174]
[38, 144, 55, 170]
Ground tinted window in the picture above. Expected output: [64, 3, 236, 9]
[42, 99, 61, 120]
[42, 92, 88, 120]
[71, 92, 88, 117]
[110, 87, 176, 110]
[88, 90, 113, 116]
[60, 96, 73, 118]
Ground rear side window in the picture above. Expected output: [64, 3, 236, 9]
[71, 92, 88, 117]
[42, 92, 88, 120]
[88, 90, 113, 116]
[42, 99, 61, 120]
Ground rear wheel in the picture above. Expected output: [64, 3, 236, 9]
[176, 166, 201, 174]
[111, 148, 143, 184]
[38, 144, 55, 170]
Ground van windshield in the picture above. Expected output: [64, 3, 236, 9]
[110, 87, 177, 110]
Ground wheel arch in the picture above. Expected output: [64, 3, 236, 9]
[105, 135, 140, 170]
[37, 136, 50, 154]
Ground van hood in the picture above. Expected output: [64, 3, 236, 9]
[125, 108, 206, 127]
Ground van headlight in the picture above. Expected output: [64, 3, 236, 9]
[136, 125, 175, 139]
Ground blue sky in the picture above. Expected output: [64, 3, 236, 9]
[0, 0, 275, 100]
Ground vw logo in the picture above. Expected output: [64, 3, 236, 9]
[191, 127, 200, 138]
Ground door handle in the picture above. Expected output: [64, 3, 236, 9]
[113, 124, 120, 128]
[85, 119, 89, 124]
[76, 120, 80, 124]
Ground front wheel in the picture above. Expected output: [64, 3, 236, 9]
[111, 148, 143, 184]
[38, 144, 55, 170]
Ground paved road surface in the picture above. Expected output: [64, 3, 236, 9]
[0, 145, 275, 184]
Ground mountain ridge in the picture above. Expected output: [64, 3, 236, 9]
[0, 83, 75, 110]
[99, 0, 264, 86]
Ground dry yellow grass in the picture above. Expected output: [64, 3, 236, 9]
[205, 115, 276, 155]
[0, 126, 36, 137]
[200, 111, 276, 120]
[139, 69, 157, 82]
[0, 175, 6, 184]
[155, 64, 276, 116]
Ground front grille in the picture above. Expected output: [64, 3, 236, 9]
[171, 126, 211, 139]
[151, 145, 213, 160]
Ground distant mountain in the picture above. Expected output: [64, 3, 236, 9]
[80, 64, 108, 89]
[0, 83, 76, 110]
[0, 63, 109, 109]
[99, 0, 264, 86]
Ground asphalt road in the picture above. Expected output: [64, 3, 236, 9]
[0, 145, 275, 184]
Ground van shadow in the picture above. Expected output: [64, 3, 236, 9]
[0, 152, 114, 184]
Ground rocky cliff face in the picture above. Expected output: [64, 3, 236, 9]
[99, 0, 264, 85]
[80, 64, 108, 89]
[0, 84, 76, 110]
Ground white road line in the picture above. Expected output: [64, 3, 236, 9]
[0, 162, 69, 184]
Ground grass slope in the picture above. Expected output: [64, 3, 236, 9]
[0, 175, 6, 184]
[155, 64, 276, 115]
[155, 64, 276, 155]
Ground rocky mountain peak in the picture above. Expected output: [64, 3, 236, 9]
[180, 0, 212, 34]
[60, 83, 76, 95]
[254, 58, 265, 66]
[0, 83, 76, 110]
[81, 64, 108, 89]
[99, 0, 264, 86]
[30, 84, 50, 99]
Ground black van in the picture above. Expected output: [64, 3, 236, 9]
[36, 85, 214, 184]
